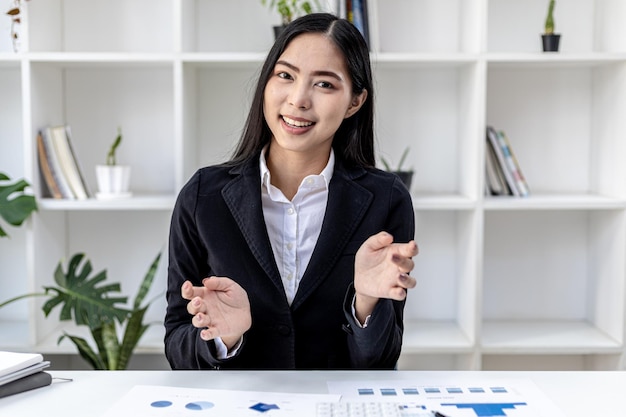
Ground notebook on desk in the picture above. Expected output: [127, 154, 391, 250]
[0, 351, 50, 385]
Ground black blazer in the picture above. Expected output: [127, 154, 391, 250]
[164, 154, 415, 369]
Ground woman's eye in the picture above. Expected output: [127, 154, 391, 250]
[277, 71, 292, 80]
[316, 81, 333, 89]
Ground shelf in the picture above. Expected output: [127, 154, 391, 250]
[413, 195, 476, 210]
[1, 0, 626, 372]
[486, 52, 626, 67]
[401, 320, 473, 353]
[483, 194, 626, 210]
[371, 53, 479, 68]
[26, 52, 174, 66]
[38, 195, 176, 211]
[481, 320, 622, 354]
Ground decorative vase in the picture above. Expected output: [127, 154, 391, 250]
[95, 165, 132, 199]
[541, 34, 561, 52]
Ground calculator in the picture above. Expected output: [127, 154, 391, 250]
[316, 402, 446, 417]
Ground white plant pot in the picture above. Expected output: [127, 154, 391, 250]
[95, 165, 132, 199]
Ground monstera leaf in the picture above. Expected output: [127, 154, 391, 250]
[51, 252, 162, 370]
[2, 250, 161, 369]
[0, 172, 37, 238]
[42, 253, 130, 329]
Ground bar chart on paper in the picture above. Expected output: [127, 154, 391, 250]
[326, 379, 566, 417]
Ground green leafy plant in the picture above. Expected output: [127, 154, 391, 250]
[261, 0, 320, 25]
[106, 127, 123, 166]
[380, 147, 411, 172]
[0, 252, 161, 370]
[544, 0, 556, 34]
[0, 172, 37, 238]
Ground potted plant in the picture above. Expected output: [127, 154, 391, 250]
[0, 251, 162, 370]
[261, 0, 321, 38]
[0, 172, 37, 238]
[95, 127, 132, 199]
[380, 147, 413, 190]
[541, 0, 560, 52]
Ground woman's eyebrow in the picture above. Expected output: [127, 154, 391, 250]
[276, 60, 343, 81]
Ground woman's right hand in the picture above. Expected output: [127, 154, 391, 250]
[181, 277, 252, 349]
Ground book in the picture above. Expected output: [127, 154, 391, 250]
[0, 351, 50, 384]
[36, 131, 63, 199]
[38, 129, 75, 199]
[48, 125, 90, 200]
[0, 371, 52, 399]
[497, 129, 530, 197]
[486, 125, 520, 196]
[351, 0, 370, 47]
[485, 138, 509, 196]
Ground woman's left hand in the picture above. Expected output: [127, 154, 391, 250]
[353, 231, 418, 321]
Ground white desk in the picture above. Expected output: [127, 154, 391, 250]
[1, 370, 625, 416]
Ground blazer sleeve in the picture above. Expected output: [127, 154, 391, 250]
[343, 175, 415, 369]
[164, 170, 225, 369]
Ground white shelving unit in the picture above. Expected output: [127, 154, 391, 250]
[1, 0, 625, 371]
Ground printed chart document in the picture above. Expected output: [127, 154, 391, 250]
[101, 385, 339, 417]
[327, 378, 566, 417]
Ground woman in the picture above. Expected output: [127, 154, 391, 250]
[164, 13, 417, 370]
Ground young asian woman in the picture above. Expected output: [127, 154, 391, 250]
[164, 12, 418, 370]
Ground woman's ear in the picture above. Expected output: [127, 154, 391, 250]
[345, 89, 368, 119]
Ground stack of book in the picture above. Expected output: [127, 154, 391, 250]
[0, 351, 51, 398]
[341, 0, 370, 48]
[37, 125, 91, 200]
[485, 126, 530, 197]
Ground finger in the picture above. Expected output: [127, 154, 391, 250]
[192, 311, 211, 329]
[199, 326, 221, 341]
[388, 286, 408, 301]
[361, 231, 394, 252]
[399, 240, 419, 257]
[392, 256, 415, 274]
[181, 280, 207, 301]
[202, 276, 234, 292]
[186, 296, 206, 315]
[398, 273, 417, 289]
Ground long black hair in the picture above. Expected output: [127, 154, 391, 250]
[230, 13, 375, 168]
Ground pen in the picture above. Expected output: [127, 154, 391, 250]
[432, 411, 450, 417]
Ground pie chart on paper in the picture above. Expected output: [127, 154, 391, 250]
[185, 401, 215, 410]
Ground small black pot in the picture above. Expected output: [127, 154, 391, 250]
[541, 34, 561, 52]
[273, 25, 286, 40]
[393, 171, 414, 190]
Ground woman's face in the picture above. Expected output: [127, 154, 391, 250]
[263, 33, 366, 159]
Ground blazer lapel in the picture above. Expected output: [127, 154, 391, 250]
[221, 160, 285, 295]
[291, 163, 372, 310]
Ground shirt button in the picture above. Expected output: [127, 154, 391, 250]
[286, 243, 293, 250]
[306, 178, 314, 185]
[286, 272, 293, 281]
[287, 207, 295, 215]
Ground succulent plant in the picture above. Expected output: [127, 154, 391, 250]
[544, 0, 556, 34]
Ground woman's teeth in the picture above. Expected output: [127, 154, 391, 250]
[283, 116, 313, 127]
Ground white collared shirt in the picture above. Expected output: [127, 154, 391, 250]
[260, 148, 334, 304]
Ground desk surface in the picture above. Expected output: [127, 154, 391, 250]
[1, 370, 625, 416]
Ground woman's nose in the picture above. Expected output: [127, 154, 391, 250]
[288, 82, 311, 110]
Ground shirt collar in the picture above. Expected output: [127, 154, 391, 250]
[259, 146, 335, 191]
